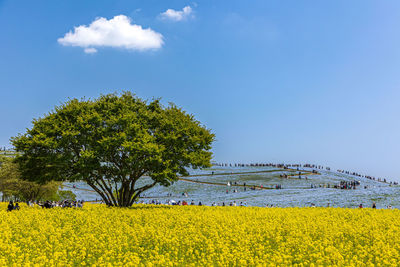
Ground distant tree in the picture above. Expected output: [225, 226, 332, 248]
[12, 92, 214, 207]
[56, 190, 77, 201]
[0, 156, 60, 201]
[0, 156, 20, 200]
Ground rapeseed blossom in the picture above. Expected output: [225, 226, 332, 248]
[0, 203, 399, 266]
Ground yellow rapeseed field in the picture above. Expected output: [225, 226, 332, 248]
[0, 203, 399, 266]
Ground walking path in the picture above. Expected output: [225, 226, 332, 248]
[64, 168, 319, 193]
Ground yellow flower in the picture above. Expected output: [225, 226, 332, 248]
[0, 203, 399, 266]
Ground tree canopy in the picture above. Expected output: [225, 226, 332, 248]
[12, 92, 214, 206]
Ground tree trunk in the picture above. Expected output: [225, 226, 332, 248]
[87, 178, 157, 207]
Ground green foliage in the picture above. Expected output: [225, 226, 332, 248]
[0, 156, 60, 201]
[56, 190, 77, 201]
[12, 92, 215, 206]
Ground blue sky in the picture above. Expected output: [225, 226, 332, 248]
[1, 1, 400, 180]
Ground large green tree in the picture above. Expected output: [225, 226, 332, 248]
[12, 92, 214, 207]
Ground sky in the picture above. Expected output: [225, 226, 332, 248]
[1, 0, 400, 181]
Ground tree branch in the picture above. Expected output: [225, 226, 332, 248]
[98, 177, 118, 206]
[87, 180, 112, 206]
[129, 180, 157, 206]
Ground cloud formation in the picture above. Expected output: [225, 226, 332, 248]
[58, 15, 163, 53]
[160, 6, 193, 21]
[84, 48, 97, 54]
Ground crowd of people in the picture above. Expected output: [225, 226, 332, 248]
[136, 198, 396, 209]
[6, 200, 84, 211]
[334, 180, 360, 190]
[140, 199, 248, 207]
[5, 197, 395, 210]
[309, 180, 361, 189]
[215, 162, 398, 185]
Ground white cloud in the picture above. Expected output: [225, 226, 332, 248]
[160, 6, 193, 21]
[84, 48, 97, 54]
[58, 15, 164, 53]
